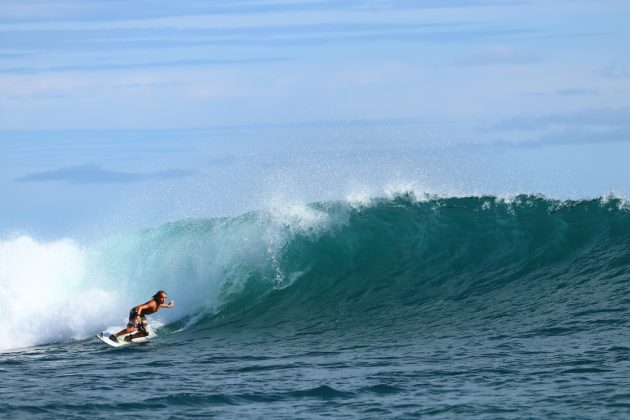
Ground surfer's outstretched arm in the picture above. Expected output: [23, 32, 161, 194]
[160, 301, 175, 309]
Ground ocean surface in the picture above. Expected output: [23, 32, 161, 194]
[2, 193, 630, 418]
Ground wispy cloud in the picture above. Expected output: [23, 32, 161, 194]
[0, 20, 536, 76]
[1, 22, 531, 51]
[0, 0, 529, 24]
[595, 64, 630, 79]
[14, 163, 194, 184]
[463, 127, 630, 154]
[528, 127, 630, 146]
[474, 106, 630, 151]
[457, 44, 542, 66]
[556, 88, 598, 96]
[500, 127, 630, 150]
[488, 107, 630, 131]
[517, 88, 600, 97]
[0, 57, 289, 75]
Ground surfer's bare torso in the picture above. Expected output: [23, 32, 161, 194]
[135, 298, 172, 316]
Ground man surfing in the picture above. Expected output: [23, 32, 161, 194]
[109, 290, 174, 343]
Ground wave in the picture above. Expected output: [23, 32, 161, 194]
[1, 193, 629, 350]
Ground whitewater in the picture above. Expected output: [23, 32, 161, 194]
[2, 192, 630, 418]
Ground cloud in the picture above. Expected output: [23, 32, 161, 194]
[0, 20, 537, 83]
[595, 64, 630, 79]
[0, 0, 532, 25]
[517, 88, 600, 97]
[0, 23, 532, 56]
[474, 107, 630, 151]
[457, 44, 542, 66]
[464, 127, 630, 154]
[488, 106, 630, 131]
[0, 57, 289, 75]
[556, 88, 598, 96]
[533, 127, 630, 146]
[507, 128, 629, 147]
[14, 163, 194, 184]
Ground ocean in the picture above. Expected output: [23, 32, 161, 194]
[1, 193, 630, 418]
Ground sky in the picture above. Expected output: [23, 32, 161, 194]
[1, 0, 630, 239]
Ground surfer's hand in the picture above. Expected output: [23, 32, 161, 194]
[168, 300, 174, 308]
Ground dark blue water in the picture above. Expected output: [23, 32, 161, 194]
[2, 194, 630, 418]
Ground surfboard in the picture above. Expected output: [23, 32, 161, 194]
[96, 332, 150, 347]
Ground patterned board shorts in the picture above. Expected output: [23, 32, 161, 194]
[127, 308, 148, 333]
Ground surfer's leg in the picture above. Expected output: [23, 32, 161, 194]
[125, 318, 148, 341]
[110, 313, 142, 342]
[113, 325, 136, 337]
[109, 325, 136, 342]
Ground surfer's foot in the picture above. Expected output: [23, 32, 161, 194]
[108, 335, 118, 343]
[124, 335, 133, 343]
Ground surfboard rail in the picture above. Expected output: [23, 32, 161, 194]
[96, 332, 150, 347]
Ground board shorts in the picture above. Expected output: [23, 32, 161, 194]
[127, 308, 148, 333]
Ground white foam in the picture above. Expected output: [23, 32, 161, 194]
[597, 192, 630, 211]
[266, 203, 331, 233]
[0, 236, 119, 351]
[261, 195, 352, 239]
[384, 181, 421, 199]
[345, 190, 374, 208]
[0, 233, 208, 351]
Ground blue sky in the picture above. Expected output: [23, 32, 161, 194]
[1, 0, 630, 238]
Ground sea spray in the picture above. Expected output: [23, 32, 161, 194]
[0, 236, 115, 350]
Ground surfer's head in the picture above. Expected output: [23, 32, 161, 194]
[153, 290, 167, 303]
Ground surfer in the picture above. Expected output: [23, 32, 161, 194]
[109, 290, 174, 343]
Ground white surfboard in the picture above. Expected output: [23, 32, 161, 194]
[96, 332, 151, 348]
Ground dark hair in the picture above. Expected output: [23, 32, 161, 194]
[153, 290, 167, 300]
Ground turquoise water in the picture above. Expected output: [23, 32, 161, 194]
[2, 194, 630, 418]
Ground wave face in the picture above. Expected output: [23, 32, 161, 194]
[1, 194, 629, 350]
[195, 194, 630, 338]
